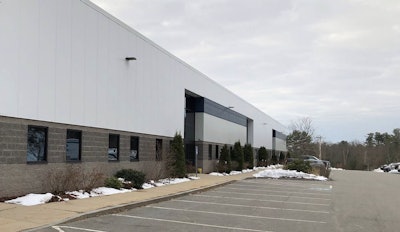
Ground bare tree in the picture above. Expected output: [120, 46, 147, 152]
[287, 117, 316, 156]
[288, 117, 315, 138]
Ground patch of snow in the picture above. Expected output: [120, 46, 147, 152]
[142, 183, 155, 189]
[209, 172, 226, 176]
[331, 167, 344, 170]
[90, 187, 132, 196]
[5, 193, 54, 206]
[388, 169, 400, 174]
[188, 176, 200, 180]
[264, 164, 284, 170]
[253, 168, 328, 181]
[229, 171, 243, 175]
[154, 178, 191, 185]
[209, 166, 283, 177]
[373, 168, 384, 173]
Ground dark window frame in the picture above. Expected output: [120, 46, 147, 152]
[130, 136, 139, 162]
[66, 129, 82, 162]
[208, 144, 212, 160]
[108, 134, 120, 161]
[156, 139, 163, 161]
[27, 125, 48, 163]
[215, 145, 219, 160]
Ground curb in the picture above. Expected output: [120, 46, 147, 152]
[26, 180, 237, 231]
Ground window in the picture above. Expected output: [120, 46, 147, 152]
[130, 136, 139, 161]
[208, 144, 212, 160]
[215, 145, 219, 160]
[156, 139, 162, 161]
[108, 134, 119, 161]
[27, 126, 48, 162]
[66, 130, 82, 161]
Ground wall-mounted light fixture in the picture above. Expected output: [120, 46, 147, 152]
[125, 57, 137, 61]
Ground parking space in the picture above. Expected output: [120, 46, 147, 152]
[39, 179, 334, 232]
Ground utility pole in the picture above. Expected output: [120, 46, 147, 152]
[316, 136, 322, 159]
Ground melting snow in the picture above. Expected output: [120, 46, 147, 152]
[5, 165, 329, 207]
[5, 193, 54, 206]
[253, 168, 328, 181]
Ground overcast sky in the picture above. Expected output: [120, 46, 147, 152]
[91, 0, 400, 143]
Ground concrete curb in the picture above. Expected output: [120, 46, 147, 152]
[25, 180, 237, 231]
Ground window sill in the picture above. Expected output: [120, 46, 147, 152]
[27, 161, 48, 165]
[66, 160, 82, 163]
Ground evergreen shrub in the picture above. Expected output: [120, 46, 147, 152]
[231, 141, 244, 171]
[287, 159, 312, 173]
[217, 145, 231, 173]
[115, 169, 146, 189]
[243, 144, 254, 169]
[169, 132, 186, 178]
[104, 177, 122, 189]
[257, 146, 268, 167]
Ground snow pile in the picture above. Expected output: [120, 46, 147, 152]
[209, 172, 226, 176]
[91, 187, 133, 196]
[388, 169, 400, 174]
[373, 168, 384, 173]
[264, 164, 284, 170]
[67, 188, 134, 199]
[253, 168, 328, 181]
[5, 176, 201, 206]
[142, 183, 155, 189]
[208, 166, 281, 177]
[146, 177, 192, 187]
[331, 167, 344, 171]
[229, 171, 243, 175]
[5, 193, 54, 206]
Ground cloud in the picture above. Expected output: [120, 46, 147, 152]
[91, 0, 400, 142]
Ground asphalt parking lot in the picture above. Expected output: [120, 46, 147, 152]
[37, 178, 334, 232]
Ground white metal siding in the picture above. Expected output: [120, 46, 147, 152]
[0, 0, 286, 151]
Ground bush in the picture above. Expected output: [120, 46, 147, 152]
[279, 152, 286, 164]
[257, 146, 268, 167]
[169, 132, 186, 178]
[231, 141, 244, 171]
[287, 159, 312, 173]
[115, 169, 146, 189]
[104, 177, 122, 189]
[243, 144, 254, 169]
[271, 153, 278, 165]
[216, 145, 231, 173]
[47, 165, 104, 194]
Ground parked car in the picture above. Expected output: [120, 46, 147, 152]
[299, 155, 325, 167]
[380, 162, 400, 172]
[287, 155, 330, 168]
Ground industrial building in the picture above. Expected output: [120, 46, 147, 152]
[0, 0, 287, 198]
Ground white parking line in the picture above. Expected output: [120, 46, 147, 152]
[213, 189, 332, 201]
[229, 184, 332, 196]
[147, 206, 327, 224]
[112, 214, 275, 232]
[172, 199, 330, 214]
[52, 226, 107, 232]
[192, 194, 330, 206]
[233, 182, 330, 193]
[243, 180, 332, 189]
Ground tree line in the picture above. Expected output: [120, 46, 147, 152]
[286, 117, 400, 170]
[323, 129, 400, 170]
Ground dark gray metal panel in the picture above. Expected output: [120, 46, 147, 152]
[193, 97, 247, 127]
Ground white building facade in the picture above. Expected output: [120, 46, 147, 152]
[0, 0, 286, 197]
